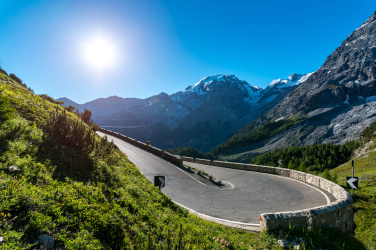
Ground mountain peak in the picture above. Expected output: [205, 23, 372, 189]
[267, 73, 313, 88]
[182, 74, 247, 96]
[287, 73, 302, 82]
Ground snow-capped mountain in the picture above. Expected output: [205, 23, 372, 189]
[59, 73, 311, 152]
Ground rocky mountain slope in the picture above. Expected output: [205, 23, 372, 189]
[214, 11, 376, 160]
[59, 73, 311, 151]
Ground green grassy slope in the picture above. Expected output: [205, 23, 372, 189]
[211, 118, 306, 156]
[332, 150, 376, 249]
[0, 73, 278, 249]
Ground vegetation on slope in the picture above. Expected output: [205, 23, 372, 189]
[165, 147, 213, 160]
[250, 121, 376, 249]
[331, 149, 376, 249]
[251, 142, 360, 174]
[211, 118, 306, 156]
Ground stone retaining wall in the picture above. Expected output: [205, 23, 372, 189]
[183, 157, 354, 233]
[97, 128, 183, 166]
[182, 156, 194, 162]
[194, 158, 212, 165]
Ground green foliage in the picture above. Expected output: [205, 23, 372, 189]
[251, 141, 360, 174]
[212, 118, 306, 156]
[269, 226, 366, 250]
[9, 73, 23, 85]
[44, 109, 96, 154]
[64, 104, 77, 113]
[80, 108, 93, 124]
[360, 121, 376, 143]
[332, 150, 376, 249]
[39, 94, 65, 105]
[0, 95, 15, 121]
[166, 147, 213, 160]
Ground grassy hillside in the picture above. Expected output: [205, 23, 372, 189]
[211, 118, 306, 156]
[331, 147, 376, 249]
[246, 121, 376, 249]
[251, 141, 360, 174]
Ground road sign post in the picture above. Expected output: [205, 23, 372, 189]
[154, 175, 165, 190]
[347, 160, 358, 195]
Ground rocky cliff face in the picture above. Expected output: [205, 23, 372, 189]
[269, 11, 376, 120]
[219, 11, 376, 160]
[59, 73, 311, 151]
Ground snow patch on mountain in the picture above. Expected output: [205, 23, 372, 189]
[268, 72, 313, 89]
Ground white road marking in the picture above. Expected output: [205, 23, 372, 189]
[173, 200, 260, 227]
[221, 181, 234, 189]
[173, 165, 211, 187]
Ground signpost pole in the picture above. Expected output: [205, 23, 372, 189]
[352, 160, 354, 195]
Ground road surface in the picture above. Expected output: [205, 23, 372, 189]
[98, 132, 335, 229]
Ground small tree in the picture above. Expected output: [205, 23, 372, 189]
[64, 105, 76, 113]
[322, 168, 332, 180]
[288, 160, 294, 169]
[78, 108, 100, 132]
[9, 73, 23, 84]
[81, 108, 93, 125]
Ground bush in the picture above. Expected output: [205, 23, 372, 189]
[9, 73, 23, 85]
[44, 109, 95, 154]
[39, 94, 65, 105]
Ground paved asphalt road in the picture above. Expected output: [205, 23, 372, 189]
[98, 132, 335, 226]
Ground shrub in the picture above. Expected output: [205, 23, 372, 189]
[9, 73, 23, 85]
[44, 109, 95, 154]
[39, 94, 65, 105]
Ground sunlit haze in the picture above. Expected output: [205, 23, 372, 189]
[83, 37, 117, 70]
[0, 0, 375, 103]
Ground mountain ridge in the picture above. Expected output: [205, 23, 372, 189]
[59, 73, 312, 151]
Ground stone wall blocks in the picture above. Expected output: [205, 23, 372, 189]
[275, 167, 291, 177]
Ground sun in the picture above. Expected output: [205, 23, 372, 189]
[83, 37, 117, 70]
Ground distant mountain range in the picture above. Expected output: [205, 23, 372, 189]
[59, 73, 312, 152]
[60, 11, 376, 160]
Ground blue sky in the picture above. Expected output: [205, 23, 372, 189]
[0, 0, 375, 104]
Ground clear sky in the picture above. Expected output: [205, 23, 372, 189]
[0, 0, 375, 104]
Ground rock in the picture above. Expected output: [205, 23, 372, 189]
[8, 165, 19, 172]
[38, 234, 54, 249]
[278, 239, 289, 248]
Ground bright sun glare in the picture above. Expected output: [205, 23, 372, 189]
[83, 37, 117, 70]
